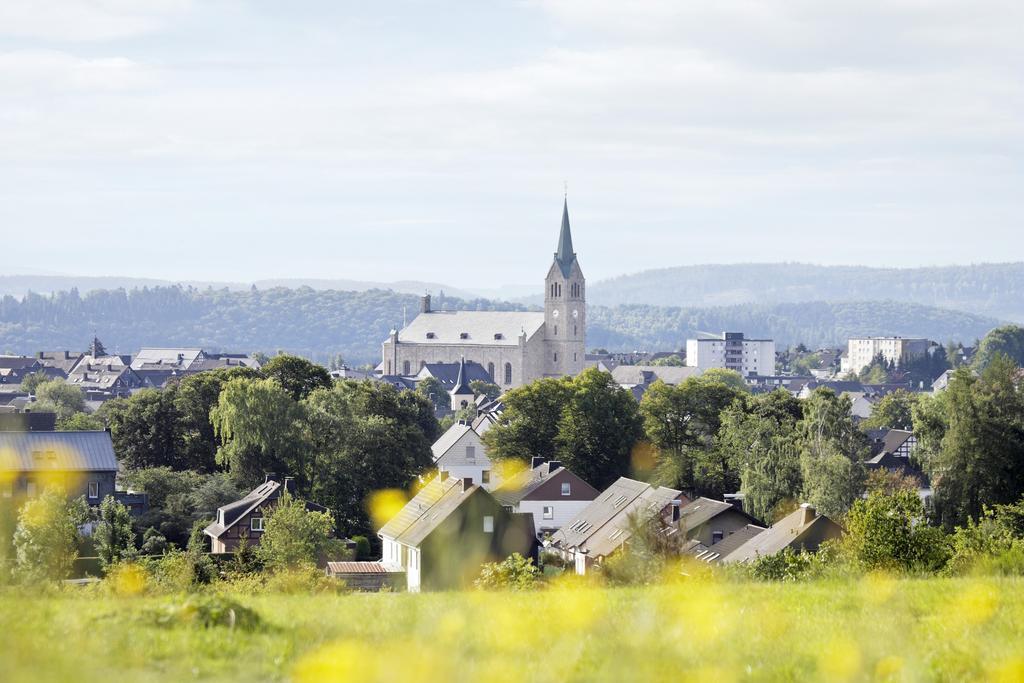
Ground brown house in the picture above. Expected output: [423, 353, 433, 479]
[203, 476, 327, 553]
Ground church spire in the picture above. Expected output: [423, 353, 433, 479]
[554, 196, 576, 277]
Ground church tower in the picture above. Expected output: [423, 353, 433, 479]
[544, 197, 586, 377]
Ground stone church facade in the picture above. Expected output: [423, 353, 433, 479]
[381, 199, 586, 389]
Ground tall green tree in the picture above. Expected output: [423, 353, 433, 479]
[974, 325, 1024, 371]
[34, 379, 86, 422]
[915, 356, 1024, 528]
[797, 389, 868, 518]
[95, 496, 136, 571]
[101, 388, 185, 470]
[211, 377, 309, 488]
[482, 377, 573, 463]
[13, 490, 80, 583]
[173, 366, 261, 472]
[556, 368, 645, 490]
[842, 490, 949, 572]
[861, 389, 920, 431]
[717, 390, 803, 523]
[261, 354, 332, 401]
[258, 492, 337, 571]
[415, 376, 449, 414]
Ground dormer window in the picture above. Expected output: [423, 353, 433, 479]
[494, 333, 503, 340]
[459, 332, 469, 339]
[426, 332, 436, 339]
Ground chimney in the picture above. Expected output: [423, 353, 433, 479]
[440, 470, 450, 482]
[462, 477, 473, 492]
[671, 499, 682, 522]
[799, 503, 816, 526]
[421, 294, 431, 314]
[531, 456, 546, 470]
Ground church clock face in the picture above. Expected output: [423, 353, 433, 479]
[552, 310, 559, 318]
[572, 309, 579, 318]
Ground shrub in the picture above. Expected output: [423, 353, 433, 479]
[13, 489, 80, 584]
[842, 490, 950, 573]
[351, 535, 371, 561]
[148, 594, 261, 631]
[946, 498, 1024, 575]
[475, 553, 541, 591]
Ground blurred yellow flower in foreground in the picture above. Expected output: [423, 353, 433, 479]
[366, 489, 408, 529]
[817, 637, 861, 682]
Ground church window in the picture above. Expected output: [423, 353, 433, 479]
[574, 325, 577, 337]
[554, 325, 558, 336]
[504, 363, 512, 385]
[426, 332, 436, 339]
[402, 360, 411, 375]
[487, 362, 495, 380]
[554, 353, 558, 362]
[386, 361, 392, 374]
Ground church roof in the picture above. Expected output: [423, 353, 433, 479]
[451, 357, 473, 396]
[554, 198, 577, 278]
[396, 311, 545, 346]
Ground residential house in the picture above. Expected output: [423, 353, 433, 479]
[721, 504, 843, 564]
[0, 430, 119, 504]
[377, 474, 537, 591]
[547, 477, 686, 575]
[493, 459, 600, 535]
[204, 476, 328, 554]
[844, 391, 879, 420]
[35, 350, 85, 375]
[131, 347, 261, 388]
[865, 428, 930, 501]
[678, 497, 763, 547]
[688, 524, 766, 564]
[611, 365, 703, 400]
[432, 420, 497, 489]
[67, 355, 143, 400]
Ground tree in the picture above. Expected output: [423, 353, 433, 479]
[258, 492, 337, 571]
[842, 490, 949, 572]
[556, 368, 645, 490]
[57, 412, 105, 431]
[261, 354, 332, 401]
[95, 496, 136, 571]
[915, 356, 1024, 528]
[173, 366, 261, 472]
[13, 489, 80, 583]
[474, 553, 541, 590]
[416, 376, 449, 413]
[20, 371, 51, 395]
[648, 354, 684, 367]
[859, 353, 893, 384]
[303, 380, 435, 539]
[101, 388, 185, 470]
[860, 389, 919, 431]
[974, 325, 1024, 371]
[469, 379, 502, 402]
[482, 377, 573, 464]
[717, 390, 803, 523]
[119, 467, 206, 547]
[211, 377, 309, 488]
[639, 376, 746, 494]
[797, 389, 867, 518]
[34, 379, 86, 422]
[700, 368, 750, 393]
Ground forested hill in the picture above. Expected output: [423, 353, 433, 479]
[0, 286, 1002, 364]
[586, 263, 1024, 322]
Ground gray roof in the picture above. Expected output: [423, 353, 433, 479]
[680, 497, 759, 531]
[0, 430, 118, 472]
[554, 198, 577, 277]
[690, 524, 766, 563]
[493, 462, 564, 507]
[611, 365, 702, 387]
[722, 505, 842, 564]
[396, 310, 545, 346]
[377, 475, 480, 547]
[549, 477, 682, 557]
[204, 479, 282, 538]
[130, 348, 204, 371]
[416, 360, 493, 387]
[430, 422, 476, 462]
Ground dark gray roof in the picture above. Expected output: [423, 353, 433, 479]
[554, 197, 577, 277]
[204, 479, 320, 539]
[451, 357, 473, 395]
[690, 524, 766, 563]
[680, 497, 759, 531]
[722, 505, 842, 564]
[417, 361, 493, 387]
[0, 430, 118, 471]
[377, 475, 480, 547]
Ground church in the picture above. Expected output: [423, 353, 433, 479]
[381, 199, 586, 389]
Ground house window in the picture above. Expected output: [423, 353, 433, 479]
[561, 482, 571, 496]
[88, 481, 99, 499]
[483, 516, 494, 533]
[543, 506, 554, 520]
[251, 517, 265, 532]
[504, 363, 512, 385]
[466, 446, 476, 460]
[481, 470, 490, 484]
[403, 360, 411, 375]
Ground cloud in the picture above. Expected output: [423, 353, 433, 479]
[0, 0, 192, 42]
[0, 50, 155, 91]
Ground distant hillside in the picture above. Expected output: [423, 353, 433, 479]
[0, 286, 1002, 365]
[586, 263, 1024, 322]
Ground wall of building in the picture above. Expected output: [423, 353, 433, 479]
[518, 499, 592, 534]
[847, 337, 929, 374]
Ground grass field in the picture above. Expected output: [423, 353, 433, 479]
[2, 575, 1023, 682]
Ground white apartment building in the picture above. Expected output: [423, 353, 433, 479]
[843, 337, 929, 375]
[685, 332, 775, 377]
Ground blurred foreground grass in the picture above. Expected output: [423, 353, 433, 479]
[2, 576, 1023, 682]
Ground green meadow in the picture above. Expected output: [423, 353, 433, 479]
[2, 576, 1022, 683]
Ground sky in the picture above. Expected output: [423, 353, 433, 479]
[2, 1, 1022, 288]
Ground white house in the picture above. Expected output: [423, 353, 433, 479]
[431, 421, 498, 490]
[492, 459, 600, 535]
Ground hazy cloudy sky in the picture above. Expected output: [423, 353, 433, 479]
[2, 1, 1022, 287]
